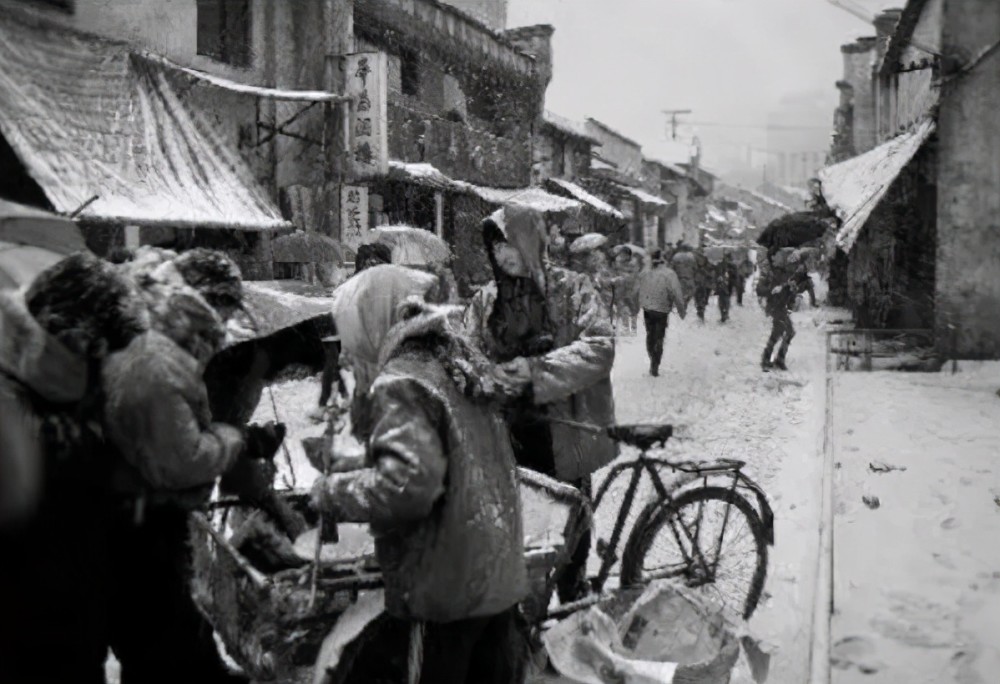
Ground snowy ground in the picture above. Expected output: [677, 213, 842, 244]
[829, 363, 1000, 683]
[596, 291, 831, 682]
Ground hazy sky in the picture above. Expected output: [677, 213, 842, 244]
[507, 0, 895, 174]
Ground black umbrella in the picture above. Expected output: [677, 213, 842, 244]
[756, 212, 829, 250]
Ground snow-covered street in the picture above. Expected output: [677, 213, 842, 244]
[602, 292, 830, 682]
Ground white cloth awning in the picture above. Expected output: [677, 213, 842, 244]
[545, 178, 623, 219]
[618, 185, 672, 208]
[387, 161, 455, 190]
[462, 185, 582, 214]
[142, 53, 352, 103]
[819, 119, 935, 252]
[0, 10, 287, 230]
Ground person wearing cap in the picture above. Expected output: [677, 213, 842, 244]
[464, 205, 616, 604]
[101, 247, 250, 684]
[637, 249, 687, 377]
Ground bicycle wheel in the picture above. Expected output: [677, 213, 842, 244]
[620, 486, 768, 620]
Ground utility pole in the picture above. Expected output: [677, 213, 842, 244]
[662, 109, 692, 140]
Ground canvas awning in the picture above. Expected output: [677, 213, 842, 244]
[545, 178, 624, 219]
[0, 9, 287, 231]
[462, 185, 582, 214]
[819, 119, 935, 252]
[386, 161, 456, 190]
[615, 184, 672, 209]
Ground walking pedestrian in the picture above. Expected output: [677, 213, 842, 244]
[314, 265, 529, 684]
[735, 253, 754, 306]
[568, 233, 613, 321]
[761, 250, 809, 371]
[716, 252, 740, 323]
[610, 249, 641, 336]
[637, 250, 687, 376]
[464, 205, 617, 604]
[670, 248, 696, 307]
[692, 247, 713, 322]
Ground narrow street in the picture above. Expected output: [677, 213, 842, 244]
[604, 290, 830, 682]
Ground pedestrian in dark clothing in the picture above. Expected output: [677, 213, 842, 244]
[315, 267, 529, 684]
[796, 269, 817, 307]
[354, 243, 392, 273]
[735, 255, 754, 306]
[716, 252, 740, 323]
[692, 248, 713, 322]
[761, 255, 810, 371]
[637, 250, 687, 376]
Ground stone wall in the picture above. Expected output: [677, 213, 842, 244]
[935, 0, 1000, 357]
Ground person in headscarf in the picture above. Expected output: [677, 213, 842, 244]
[463, 205, 616, 603]
[332, 264, 442, 442]
[312, 264, 528, 684]
[0, 252, 146, 684]
[101, 246, 249, 684]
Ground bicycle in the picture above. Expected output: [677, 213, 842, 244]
[547, 421, 774, 621]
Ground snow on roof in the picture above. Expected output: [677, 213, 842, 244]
[585, 118, 642, 149]
[617, 185, 672, 208]
[462, 184, 582, 214]
[819, 119, 934, 252]
[748, 190, 794, 212]
[546, 178, 623, 219]
[543, 111, 601, 145]
[0, 11, 287, 230]
[387, 160, 456, 190]
[707, 206, 729, 223]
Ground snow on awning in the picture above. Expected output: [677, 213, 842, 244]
[141, 53, 352, 103]
[819, 119, 935, 252]
[387, 161, 456, 190]
[616, 184, 672, 208]
[461, 185, 582, 214]
[545, 178, 624, 219]
[0, 11, 287, 231]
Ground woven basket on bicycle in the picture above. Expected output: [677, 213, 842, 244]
[190, 470, 590, 682]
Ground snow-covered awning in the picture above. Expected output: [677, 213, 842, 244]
[0, 10, 288, 231]
[545, 178, 624, 219]
[616, 184, 672, 208]
[819, 119, 935, 252]
[462, 185, 582, 214]
[386, 161, 456, 190]
[141, 53, 352, 103]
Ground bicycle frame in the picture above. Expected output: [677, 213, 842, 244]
[588, 448, 770, 593]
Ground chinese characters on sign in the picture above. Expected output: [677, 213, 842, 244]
[343, 52, 388, 179]
[340, 184, 369, 254]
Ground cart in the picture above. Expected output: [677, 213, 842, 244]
[189, 468, 589, 683]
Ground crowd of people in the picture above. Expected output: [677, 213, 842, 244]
[0, 203, 818, 684]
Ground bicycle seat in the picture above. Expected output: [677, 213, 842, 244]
[607, 424, 674, 450]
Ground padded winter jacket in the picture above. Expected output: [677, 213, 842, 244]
[314, 336, 528, 622]
[638, 265, 687, 317]
[464, 267, 617, 482]
[102, 331, 243, 493]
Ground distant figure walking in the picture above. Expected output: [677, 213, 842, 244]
[637, 250, 687, 377]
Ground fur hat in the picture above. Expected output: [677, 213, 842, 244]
[25, 252, 147, 359]
[172, 248, 243, 312]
